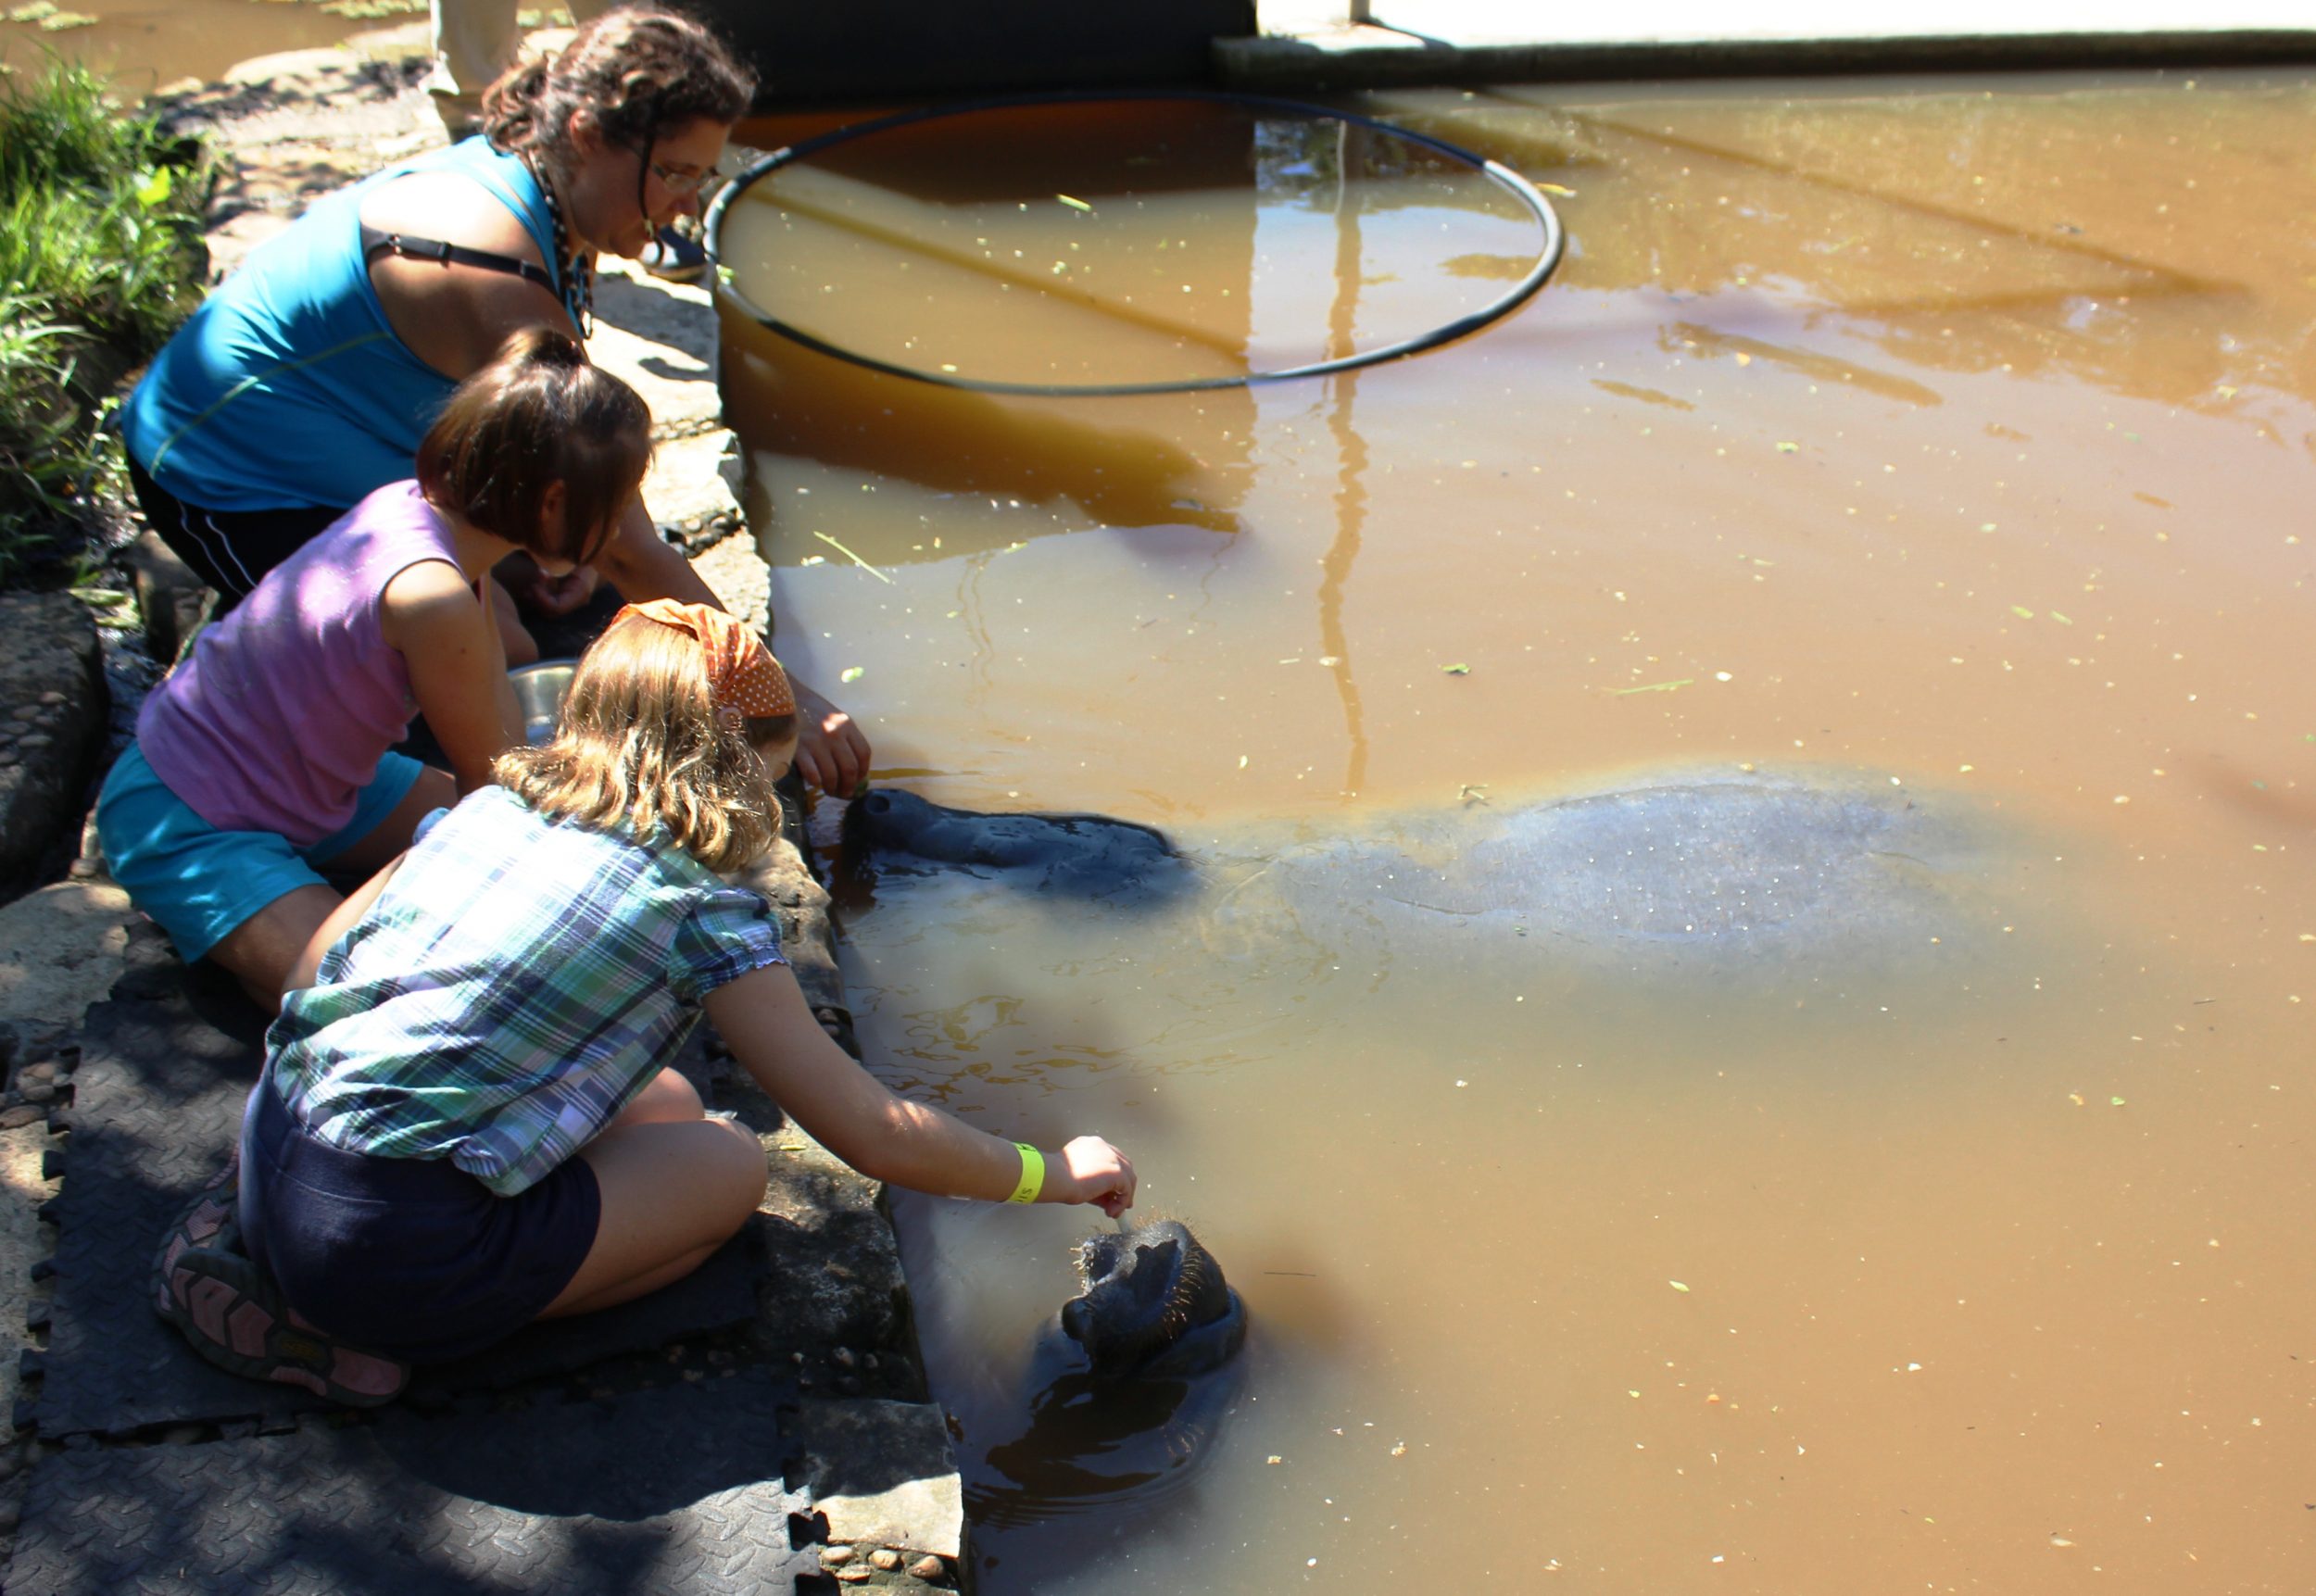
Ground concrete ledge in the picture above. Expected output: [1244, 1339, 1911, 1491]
[1217, 26, 2316, 90]
[789, 1396, 965, 1563]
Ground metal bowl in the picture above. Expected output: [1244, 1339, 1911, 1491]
[509, 660, 577, 746]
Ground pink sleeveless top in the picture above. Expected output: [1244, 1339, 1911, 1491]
[137, 482, 460, 847]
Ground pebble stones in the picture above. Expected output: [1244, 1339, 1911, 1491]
[869, 1549, 902, 1571]
[910, 1555, 947, 1581]
[658, 508, 742, 556]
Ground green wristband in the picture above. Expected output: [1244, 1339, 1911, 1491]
[1007, 1143, 1045, 1204]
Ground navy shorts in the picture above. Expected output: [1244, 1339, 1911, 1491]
[237, 1074, 601, 1364]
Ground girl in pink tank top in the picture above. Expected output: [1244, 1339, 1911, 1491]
[97, 329, 652, 1012]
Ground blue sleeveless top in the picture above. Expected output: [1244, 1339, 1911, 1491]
[121, 139, 581, 513]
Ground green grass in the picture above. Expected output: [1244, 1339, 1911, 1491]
[0, 57, 209, 583]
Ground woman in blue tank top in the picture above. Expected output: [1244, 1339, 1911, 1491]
[120, 4, 870, 794]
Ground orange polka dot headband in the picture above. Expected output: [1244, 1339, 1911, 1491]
[614, 599, 795, 719]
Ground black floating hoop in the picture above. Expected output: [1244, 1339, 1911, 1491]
[705, 89, 1566, 398]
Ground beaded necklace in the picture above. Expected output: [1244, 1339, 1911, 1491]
[524, 152, 595, 338]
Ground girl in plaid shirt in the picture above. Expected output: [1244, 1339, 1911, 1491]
[156, 604, 1135, 1402]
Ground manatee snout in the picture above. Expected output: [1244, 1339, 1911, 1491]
[1064, 1219, 1247, 1382]
[844, 788, 1187, 901]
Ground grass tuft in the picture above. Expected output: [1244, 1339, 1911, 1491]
[0, 57, 209, 582]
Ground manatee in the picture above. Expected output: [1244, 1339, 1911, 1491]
[844, 769, 2007, 979]
[969, 1217, 1248, 1532]
[844, 787, 1189, 902]
[1063, 1219, 1248, 1382]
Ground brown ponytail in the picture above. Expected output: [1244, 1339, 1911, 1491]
[415, 328, 651, 564]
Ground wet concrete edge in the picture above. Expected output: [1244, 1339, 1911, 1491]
[1217, 24, 2316, 91]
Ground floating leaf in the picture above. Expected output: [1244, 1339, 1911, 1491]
[1441, 662, 1471, 675]
[838, 665, 864, 684]
[2109, 1096, 2126, 1107]
[1538, 182, 1578, 197]
[1055, 194, 1093, 212]
[2010, 605, 2036, 620]
[812, 530, 894, 584]
[2049, 611, 2073, 625]
[1669, 1280, 1691, 1292]
[1775, 441, 1800, 453]
[1612, 678, 1693, 696]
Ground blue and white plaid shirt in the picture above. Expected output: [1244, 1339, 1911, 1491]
[268, 785, 787, 1196]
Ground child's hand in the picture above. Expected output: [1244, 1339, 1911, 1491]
[1049, 1136, 1136, 1218]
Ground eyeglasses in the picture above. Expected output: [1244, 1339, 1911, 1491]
[646, 158, 711, 197]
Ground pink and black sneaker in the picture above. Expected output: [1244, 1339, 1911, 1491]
[151, 1159, 408, 1408]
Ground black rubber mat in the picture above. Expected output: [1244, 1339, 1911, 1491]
[33, 975, 761, 1439]
[6, 1367, 819, 1595]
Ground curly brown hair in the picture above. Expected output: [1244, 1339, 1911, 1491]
[482, 4, 756, 169]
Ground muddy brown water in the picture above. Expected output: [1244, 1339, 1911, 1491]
[0, 0, 380, 94]
[723, 76, 2313, 1593]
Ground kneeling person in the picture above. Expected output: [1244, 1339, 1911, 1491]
[169, 604, 1134, 1396]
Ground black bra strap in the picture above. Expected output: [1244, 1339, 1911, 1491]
[361, 224, 559, 296]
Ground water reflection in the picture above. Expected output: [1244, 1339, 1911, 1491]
[1391, 76, 2313, 411]
[717, 312, 1252, 551]
[717, 99, 1548, 390]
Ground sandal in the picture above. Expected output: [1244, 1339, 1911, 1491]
[152, 1162, 409, 1407]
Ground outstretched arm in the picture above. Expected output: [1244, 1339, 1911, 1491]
[704, 964, 1134, 1215]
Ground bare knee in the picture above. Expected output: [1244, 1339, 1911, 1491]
[703, 1116, 770, 1215]
[609, 1067, 704, 1129]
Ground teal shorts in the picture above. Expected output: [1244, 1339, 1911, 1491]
[96, 742, 425, 963]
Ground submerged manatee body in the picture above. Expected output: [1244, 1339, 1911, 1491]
[844, 788, 1189, 902]
[846, 770, 1999, 974]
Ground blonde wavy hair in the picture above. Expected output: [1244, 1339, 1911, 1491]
[495, 613, 789, 873]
